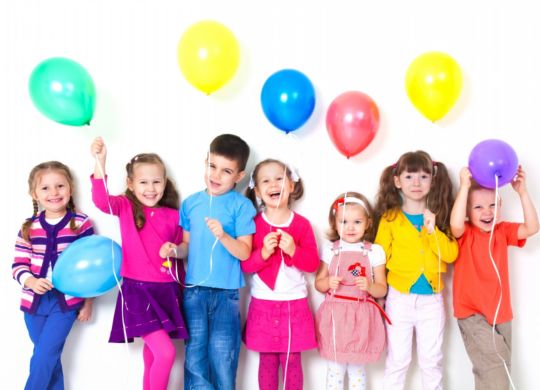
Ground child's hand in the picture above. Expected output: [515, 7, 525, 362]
[25, 277, 53, 295]
[77, 298, 94, 322]
[91, 137, 107, 163]
[511, 165, 527, 195]
[277, 229, 296, 257]
[424, 209, 436, 234]
[160, 242, 177, 258]
[205, 217, 224, 239]
[355, 276, 371, 292]
[459, 167, 472, 189]
[328, 276, 342, 290]
[261, 232, 280, 259]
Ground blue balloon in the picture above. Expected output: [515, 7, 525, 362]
[261, 69, 316, 133]
[52, 235, 122, 298]
[468, 139, 518, 188]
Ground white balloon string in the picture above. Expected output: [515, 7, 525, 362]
[282, 301, 292, 390]
[94, 155, 131, 385]
[330, 191, 348, 369]
[489, 175, 516, 390]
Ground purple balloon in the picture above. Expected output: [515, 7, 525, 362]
[468, 139, 518, 188]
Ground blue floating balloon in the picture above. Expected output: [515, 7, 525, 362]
[52, 235, 122, 298]
[468, 139, 518, 189]
[261, 69, 316, 133]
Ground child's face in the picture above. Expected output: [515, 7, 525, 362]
[467, 188, 501, 232]
[127, 163, 166, 207]
[32, 170, 72, 218]
[254, 162, 294, 209]
[394, 170, 432, 202]
[205, 153, 245, 196]
[334, 204, 370, 244]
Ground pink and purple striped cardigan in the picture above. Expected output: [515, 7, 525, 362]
[12, 210, 94, 314]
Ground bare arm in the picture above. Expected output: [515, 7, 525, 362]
[315, 262, 341, 293]
[450, 167, 472, 239]
[512, 166, 540, 239]
[367, 265, 388, 298]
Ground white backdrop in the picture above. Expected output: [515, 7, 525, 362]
[1, 1, 539, 389]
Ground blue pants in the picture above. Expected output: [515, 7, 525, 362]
[183, 287, 241, 390]
[24, 291, 77, 390]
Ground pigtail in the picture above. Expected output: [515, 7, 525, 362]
[245, 185, 259, 210]
[68, 198, 79, 233]
[21, 199, 39, 242]
[374, 165, 402, 228]
[159, 178, 180, 209]
[427, 161, 454, 235]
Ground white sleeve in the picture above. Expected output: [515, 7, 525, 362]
[321, 241, 334, 265]
[368, 243, 386, 267]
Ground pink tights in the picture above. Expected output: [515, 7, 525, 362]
[259, 352, 303, 390]
[142, 330, 176, 390]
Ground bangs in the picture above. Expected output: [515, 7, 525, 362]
[397, 151, 433, 174]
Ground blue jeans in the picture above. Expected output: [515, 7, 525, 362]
[183, 286, 241, 390]
[24, 291, 77, 390]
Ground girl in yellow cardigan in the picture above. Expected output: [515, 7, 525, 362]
[374, 151, 458, 390]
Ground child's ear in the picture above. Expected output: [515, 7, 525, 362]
[393, 175, 401, 189]
[235, 171, 246, 184]
[126, 177, 134, 191]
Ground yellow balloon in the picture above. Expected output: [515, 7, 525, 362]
[177, 20, 240, 94]
[405, 51, 463, 122]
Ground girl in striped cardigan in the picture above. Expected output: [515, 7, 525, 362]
[12, 161, 94, 390]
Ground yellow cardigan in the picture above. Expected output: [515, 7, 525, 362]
[375, 210, 458, 293]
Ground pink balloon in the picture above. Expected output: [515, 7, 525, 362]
[326, 91, 380, 158]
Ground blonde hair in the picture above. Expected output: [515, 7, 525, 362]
[22, 161, 78, 242]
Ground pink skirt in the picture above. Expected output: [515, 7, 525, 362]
[243, 297, 317, 352]
[316, 299, 386, 364]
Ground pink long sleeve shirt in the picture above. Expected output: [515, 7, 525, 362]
[91, 175, 183, 282]
[241, 212, 319, 290]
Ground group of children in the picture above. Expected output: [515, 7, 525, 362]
[12, 133, 538, 390]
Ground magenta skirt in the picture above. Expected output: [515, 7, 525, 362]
[109, 278, 188, 343]
[243, 296, 317, 352]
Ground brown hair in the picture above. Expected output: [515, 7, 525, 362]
[327, 192, 375, 242]
[245, 159, 304, 211]
[22, 161, 78, 241]
[209, 133, 250, 171]
[125, 153, 180, 229]
[374, 150, 454, 236]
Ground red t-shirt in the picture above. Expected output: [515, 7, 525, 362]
[453, 222, 526, 324]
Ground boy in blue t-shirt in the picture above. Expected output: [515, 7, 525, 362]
[162, 133, 256, 390]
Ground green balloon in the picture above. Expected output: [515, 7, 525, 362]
[29, 57, 96, 126]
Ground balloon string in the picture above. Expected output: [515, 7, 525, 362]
[94, 155, 131, 386]
[168, 152, 217, 289]
[330, 191, 348, 368]
[489, 176, 516, 390]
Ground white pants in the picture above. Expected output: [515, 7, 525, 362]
[326, 361, 366, 390]
[383, 286, 445, 390]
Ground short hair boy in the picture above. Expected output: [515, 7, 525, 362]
[163, 133, 256, 389]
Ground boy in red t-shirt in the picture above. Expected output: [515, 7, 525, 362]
[450, 166, 538, 389]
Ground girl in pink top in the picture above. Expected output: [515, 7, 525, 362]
[315, 192, 388, 390]
[90, 137, 187, 390]
[242, 159, 319, 390]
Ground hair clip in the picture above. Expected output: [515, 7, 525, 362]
[332, 196, 369, 216]
[248, 172, 255, 189]
[432, 161, 438, 176]
[287, 164, 300, 182]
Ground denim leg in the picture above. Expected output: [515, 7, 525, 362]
[208, 289, 241, 390]
[183, 287, 212, 390]
[24, 292, 77, 390]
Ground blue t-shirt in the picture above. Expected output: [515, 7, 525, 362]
[403, 211, 433, 295]
[180, 190, 256, 289]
